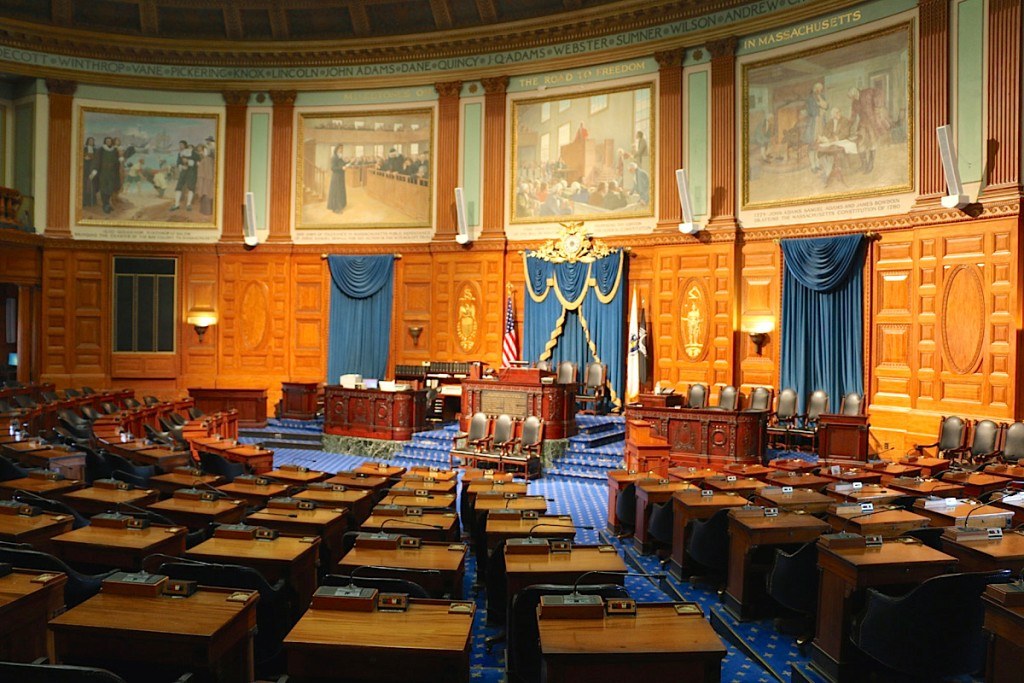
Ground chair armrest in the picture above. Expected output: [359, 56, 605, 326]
[914, 440, 939, 452]
[451, 431, 468, 441]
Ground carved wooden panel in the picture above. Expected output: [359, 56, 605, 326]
[939, 264, 985, 375]
[290, 255, 327, 382]
[0, 243, 41, 286]
[739, 241, 778, 395]
[392, 253, 432, 364]
[180, 252, 218, 385]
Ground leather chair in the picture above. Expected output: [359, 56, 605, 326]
[159, 560, 293, 675]
[81, 387, 97, 395]
[912, 415, 969, 460]
[143, 396, 160, 406]
[0, 662, 173, 683]
[747, 386, 773, 411]
[839, 392, 864, 416]
[100, 402, 120, 415]
[58, 417, 94, 445]
[165, 412, 187, 427]
[0, 542, 116, 607]
[850, 570, 1012, 680]
[507, 583, 630, 683]
[79, 405, 102, 421]
[13, 394, 37, 409]
[766, 388, 799, 450]
[322, 572, 431, 599]
[646, 501, 674, 560]
[187, 407, 204, 419]
[143, 423, 176, 447]
[40, 390, 61, 404]
[103, 452, 156, 485]
[0, 455, 28, 481]
[576, 361, 608, 414]
[715, 385, 738, 411]
[471, 414, 516, 469]
[555, 360, 578, 385]
[484, 539, 509, 627]
[505, 415, 544, 479]
[898, 527, 945, 550]
[949, 419, 1002, 467]
[765, 541, 819, 646]
[789, 390, 828, 452]
[123, 397, 142, 410]
[450, 412, 490, 467]
[686, 507, 731, 589]
[63, 388, 82, 398]
[535, 360, 551, 372]
[614, 482, 637, 537]
[84, 449, 113, 484]
[686, 383, 708, 409]
[14, 489, 90, 529]
[998, 421, 1024, 463]
[198, 451, 246, 482]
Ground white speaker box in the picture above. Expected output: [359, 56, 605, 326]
[936, 124, 969, 210]
[454, 187, 470, 245]
[675, 168, 701, 234]
[243, 191, 259, 247]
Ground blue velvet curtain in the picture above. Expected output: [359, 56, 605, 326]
[780, 235, 866, 412]
[326, 255, 394, 382]
[522, 250, 625, 408]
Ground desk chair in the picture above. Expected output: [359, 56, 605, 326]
[159, 560, 292, 676]
[507, 583, 630, 683]
[714, 385, 738, 411]
[14, 489, 90, 529]
[165, 412, 187, 427]
[143, 396, 161, 407]
[765, 541, 819, 647]
[470, 414, 516, 470]
[747, 386, 773, 412]
[789, 390, 828, 453]
[850, 570, 1012, 681]
[949, 418, 1002, 468]
[911, 415, 968, 460]
[63, 388, 82, 399]
[81, 387, 97, 396]
[13, 394, 37, 410]
[766, 388, 799, 450]
[686, 383, 708, 409]
[100, 402, 120, 415]
[576, 362, 608, 415]
[555, 360, 578, 385]
[614, 482, 638, 537]
[322, 571, 432, 599]
[0, 454, 28, 481]
[104, 452, 156, 485]
[123, 398, 142, 410]
[79, 405, 102, 422]
[84, 449, 113, 484]
[0, 662, 198, 683]
[0, 541, 116, 607]
[686, 507, 731, 591]
[187, 407, 204, 419]
[199, 451, 246, 482]
[998, 421, 1024, 464]
[504, 415, 544, 479]
[450, 411, 490, 468]
[839, 392, 864, 416]
[40, 390, 61, 404]
[646, 501, 674, 562]
[898, 527, 945, 550]
[484, 539, 509, 629]
[143, 424, 176, 448]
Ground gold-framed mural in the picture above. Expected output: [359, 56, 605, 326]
[742, 22, 914, 209]
[76, 107, 220, 228]
[295, 109, 434, 230]
[510, 82, 655, 224]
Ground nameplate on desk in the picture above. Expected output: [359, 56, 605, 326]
[406, 507, 424, 517]
[27, 469, 63, 481]
[93, 478, 131, 491]
[860, 502, 874, 513]
[605, 598, 637, 616]
[377, 593, 409, 612]
[818, 532, 867, 549]
[92, 512, 141, 529]
[0, 500, 39, 516]
[921, 497, 958, 510]
[764, 507, 779, 518]
[781, 486, 794, 494]
[506, 537, 550, 554]
[267, 497, 316, 510]
[830, 465, 842, 475]
[214, 523, 259, 540]
[312, 585, 378, 611]
[234, 475, 270, 486]
[539, 593, 604, 619]
[414, 489, 430, 497]
[864, 535, 884, 547]
[399, 536, 421, 548]
[503, 492, 519, 500]
[943, 525, 1005, 542]
[174, 488, 219, 502]
[356, 532, 401, 549]
[726, 476, 737, 482]
[700, 490, 714, 497]
[373, 504, 406, 517]
[549, 540, 572, 554]
[103, 571, 168, 597]
[163, 579, 198, 597]
[308, 482, 347, 492]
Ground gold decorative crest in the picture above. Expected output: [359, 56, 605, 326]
[455, 284, 479, 353]
[531, 222, 614, 264]
[681, 281, 708, 361]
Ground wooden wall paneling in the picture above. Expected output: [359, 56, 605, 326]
[289, 253, 327, 382]
[40, 249, 70, 385]
[69, 252, 108, 386]
[628, 247, 655, 390]
[180, 251, 219, 387]
[427, 250, 506, 367]
[390, 252, 432, 367]
[44, 80, 76, 238]
[0, 242, 42, 286]
[738, 240, 779, 397]
[217, 251, 290, 411]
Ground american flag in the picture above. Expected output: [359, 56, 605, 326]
[501, 292, 520, 367]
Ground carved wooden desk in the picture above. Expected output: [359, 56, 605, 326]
[324, 386, 427, 441]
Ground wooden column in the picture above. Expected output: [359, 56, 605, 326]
[267, 90, 296, 243]
[481, 76, 509, 239]
[981, 0, 1022, 199]
[913, 0, 950, 208]
[45, 79, 76, 238]
[433, 80, 462, 242]
[707, 37, 738, 229]
[655, 49, 685, 231]
[220, 91, 250, 243]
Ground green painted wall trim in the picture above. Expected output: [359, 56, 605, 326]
[248, 112, 270, 232]
[956, 0, 984, 184]
[461, 102, 482, 227]
[77, 84, 225, 106]
[295, 86, 438, 107]
[687, 70, 709, 218]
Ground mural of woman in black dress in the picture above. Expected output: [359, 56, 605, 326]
[327, 145, 348, 213]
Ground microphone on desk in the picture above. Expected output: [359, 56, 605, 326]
[504, 496, 554, 509]
[570, 569, 669, 599]
[960, 495, 1006, 529]
[191, 479, 228, 498]
[345, 564, 442, 583]
[527, 523, 594, 539]
[840, 505, 900, 535]
[379, 517, 444, 532]
[258, 509, 299, 518]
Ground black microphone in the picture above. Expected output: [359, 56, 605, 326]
[379, 517, 444, 532]
[570, 569, 668, 597]
[191, 479, 228, 498]
[505, 496, 553, 509]
[527, 523, 594, 538]
[257, 509, 298, 518]
[346, 564, 442, 582]
[960, 496, 1005, 529]
[841, 505, 900, 534]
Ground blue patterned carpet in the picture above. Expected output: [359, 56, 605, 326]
[254, 423, 809, 683]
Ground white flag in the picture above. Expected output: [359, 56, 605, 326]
[626, 287, 639, 403]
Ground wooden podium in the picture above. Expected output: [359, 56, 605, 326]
[625, 419, 670, 476]
[817, 413, 870, 464]
[323, 385, 427, 441]
[460, 370, 576, 439]
[624, 404, 765, 469]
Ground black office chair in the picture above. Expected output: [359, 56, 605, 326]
[949, 419, 1002, 468]
[199, 451, 246, 482]
[100, 402, 120, 415]
[912, 415, 969, 460]
[63, 388, 82, 399]
[0, 542, 116, 607]
[765, 541, 819, 646]
[715, 385, 739, 411]
[507, 583, 630, 683]
[614, 482, 638, 537]
[0, 662, 141, 683]
[187, 407, 205, 420]
[789, 390, 828, 452]
[747, 386, 773, 412]
[766, 388, 799, 450]
[143, 396, 161, 406]
[40, 390, 61, 404]
[484, 539, 509, 628]
[898, 527, 946, 550]
[103, 452, 156, 485]
[165, 412, 187, 427]
[14, 489, 90, 529]
[998, 421, 1024, 464]
[123, 397, 142, 410]
[686, 507, 731, 591]
[143, 424, 176, 447]
[84, 449, 113, 484]
[686, 383, 708, 409]
[0, 455, 28, 481]
[81, 387, 97, 396]
[159, 560, 293, 675]
[322, 572, 431, 599]
[646, 501, 674, 561]
[850, 570, 1012, 680]
[79, 405, 102, 422]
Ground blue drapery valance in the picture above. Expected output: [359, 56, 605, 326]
[780, 235, 866, 413]
[522, 250, 625, 408]
[326, 255, 394, 382]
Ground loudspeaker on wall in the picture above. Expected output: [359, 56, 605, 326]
[936, 124, 969, 210]
[454, 187, 470, 245]
[243, 192, 259, 248]
[675, 168, 701, 234]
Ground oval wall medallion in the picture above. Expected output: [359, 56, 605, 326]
[240, 280, 269, 351]
[940, 264, 984, 375]
[454, 282, 480, 354]
[679, 278, 710, 362]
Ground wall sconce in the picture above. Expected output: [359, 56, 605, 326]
[408, 325, 424, 347]
[186, 309, 218, 343]
[743, 317, 774, 356]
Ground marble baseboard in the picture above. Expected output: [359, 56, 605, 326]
[541, 439, 568, 467]
[321, 434, 407, 459]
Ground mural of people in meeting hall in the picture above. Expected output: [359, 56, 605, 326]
[77, 108, 219, 227]
[742, 24, 912, 209]
[511, 84, 653, 223]
[297, 110, 433, 229]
